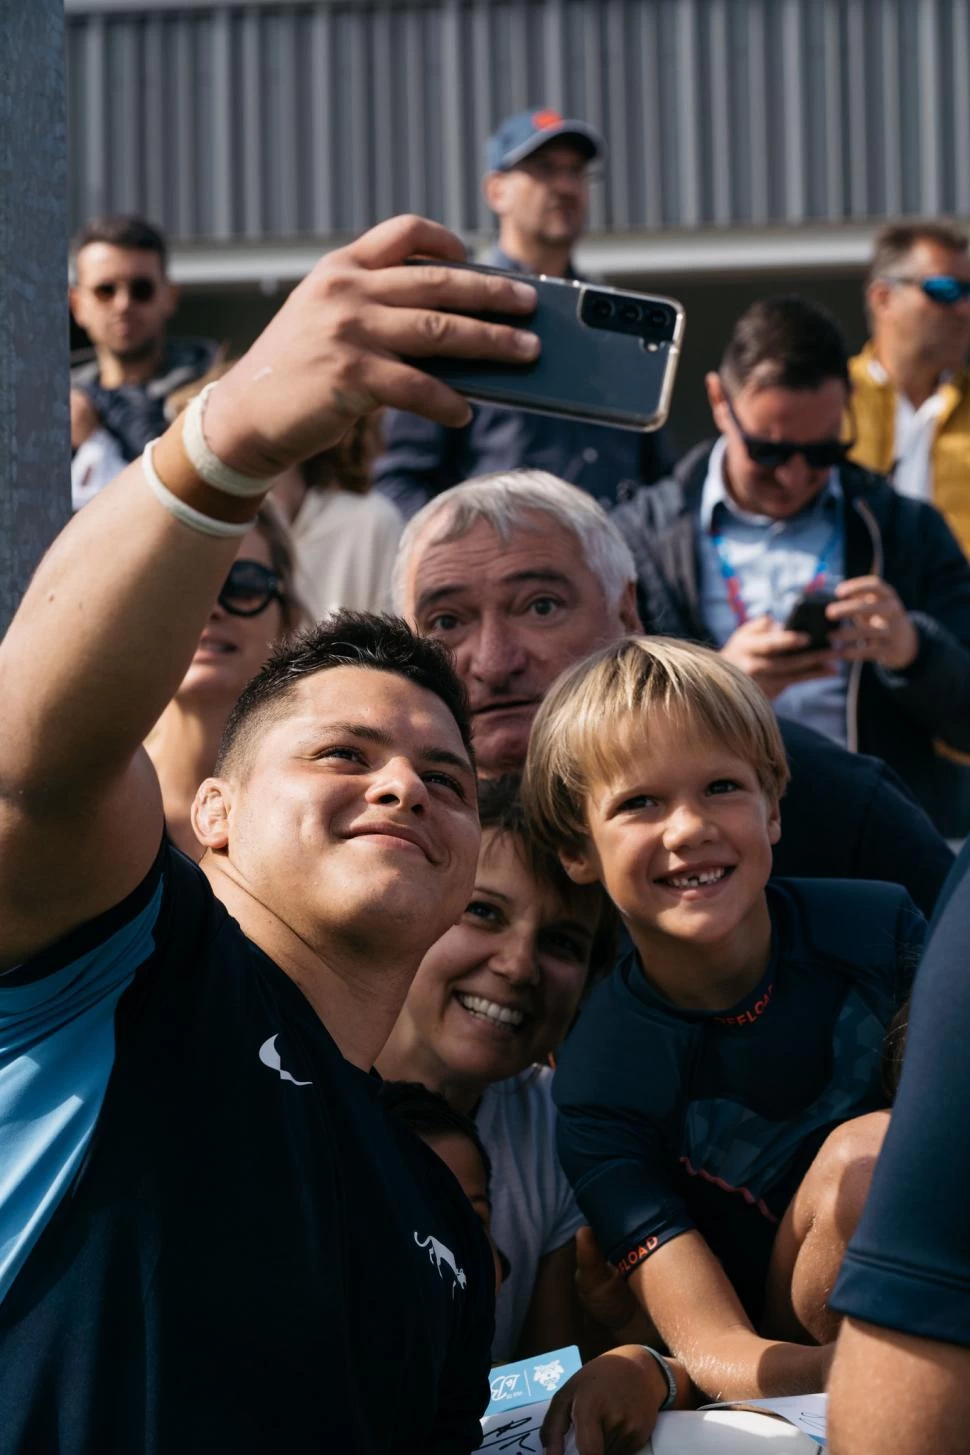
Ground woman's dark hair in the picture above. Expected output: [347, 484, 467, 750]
[379, 1080, 493, 1187]
[299, 412, 385, 497]
[478, 774, 618, 988]
[720, 295, 850, 395]
[214, 610, 473, 777]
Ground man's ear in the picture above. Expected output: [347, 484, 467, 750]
[161, 280, 181, 322]
[866, 278, 892, 325]
[483, 170, 510, 218]
[618, 579, 642, 634]
[192, 777, 233, 852]
[705, 371, 730, 435]
[559, 842, 602, 887]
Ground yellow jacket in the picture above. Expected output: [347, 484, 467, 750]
[848, 341, 970, 557]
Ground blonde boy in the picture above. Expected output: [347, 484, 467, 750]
[525, 637, 924, 1403]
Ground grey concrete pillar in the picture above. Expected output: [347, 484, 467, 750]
[0, 0, 70, 635]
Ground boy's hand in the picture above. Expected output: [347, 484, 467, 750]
[719, 615, 837, 698]
[203, 214, 539, 478]
[575, 1226, 642, 1335]
[541, 1346, 669, 1455]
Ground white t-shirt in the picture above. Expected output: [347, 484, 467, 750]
[476, 1066, 585, 1362]
[291, 487, 404, 619]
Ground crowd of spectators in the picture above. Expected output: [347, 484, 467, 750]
[3, 105, 970, 1455]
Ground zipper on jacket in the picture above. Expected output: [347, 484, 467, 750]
[845, 497, 883, 753]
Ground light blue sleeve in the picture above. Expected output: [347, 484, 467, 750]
[0, 876, 164, 1304]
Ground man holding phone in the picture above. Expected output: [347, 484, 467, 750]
[613, 295, 970, 834]
[374, 108, 671, 516]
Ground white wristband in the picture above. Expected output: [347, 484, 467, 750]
[141, 439, 256, 539]
[182, 381, 272, 498]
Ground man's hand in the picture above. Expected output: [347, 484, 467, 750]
[719, 614, 837, 698]
[203, 214, 539, 478]
[541, 1347, 670, 1455]
[827, 577, 919, 671]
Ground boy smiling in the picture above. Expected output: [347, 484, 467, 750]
[525, 637, 925, 1403]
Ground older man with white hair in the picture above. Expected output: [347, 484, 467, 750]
[394, 469, 952, 913]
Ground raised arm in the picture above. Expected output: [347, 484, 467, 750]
[0, 216, 538, 968]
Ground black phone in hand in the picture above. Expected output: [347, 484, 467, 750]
[783, 590, 837, 650]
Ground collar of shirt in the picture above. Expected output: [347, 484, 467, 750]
[486, 244, 582, 281]
[700, 435, 842, 535]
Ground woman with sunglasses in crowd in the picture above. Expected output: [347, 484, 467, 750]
[144, 505, 302, 858]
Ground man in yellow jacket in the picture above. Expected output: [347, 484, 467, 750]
[850, 220, 970, 556]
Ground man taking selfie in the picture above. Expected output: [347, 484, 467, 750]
[0, 215, 540, 1454]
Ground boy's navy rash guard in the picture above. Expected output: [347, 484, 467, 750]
[554, 879, 924, 1316]
[831, 841, 970, 1345]
[0, 842, 493, 1455]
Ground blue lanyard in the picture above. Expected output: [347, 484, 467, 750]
[709, 518, 841, 628]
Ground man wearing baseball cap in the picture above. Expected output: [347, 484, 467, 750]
[374, 108, 671, 517]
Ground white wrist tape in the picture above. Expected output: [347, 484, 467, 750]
[181, 381, 272, 498]
[142, 439, 256, 538]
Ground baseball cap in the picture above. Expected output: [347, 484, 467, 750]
[485, 108, 605, 173]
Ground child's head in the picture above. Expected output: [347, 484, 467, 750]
[380, 775, 615, 1094]
[524, 636, 789, 948]
[380, 1079, 508, 1292]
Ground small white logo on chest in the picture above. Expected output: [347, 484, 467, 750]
[414, 1231, 467, 1294]
[258, 1034, 312, 1087]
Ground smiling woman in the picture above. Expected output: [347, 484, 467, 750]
[377, 775, 616, 1361]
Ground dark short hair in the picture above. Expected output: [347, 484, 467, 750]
[720, 295, 850, 395]
[214, 610, 473, 777]
[478, 774, 618, 987]
[868, 218, 969, 291]
[72, 214, 168, 270]
[379, 1080, 493, 1187]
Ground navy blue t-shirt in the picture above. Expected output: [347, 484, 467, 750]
[831, 841, 970, 1345]
[0, 843, 493, 1454]
[554, 879, 924, 1319]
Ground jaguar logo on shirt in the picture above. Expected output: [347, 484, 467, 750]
[258, 1034, 312, 1087]
[414, 1231, 467, 1295]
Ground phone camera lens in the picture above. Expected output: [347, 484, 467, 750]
[590, 297, 615, 321]
[618, 303, 642, 325]
[648, 309, 670, 328]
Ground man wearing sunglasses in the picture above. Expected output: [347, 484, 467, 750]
[849, 220, 970, 555]
[613, 294, 970, 835]
[70, 215, 217, 501]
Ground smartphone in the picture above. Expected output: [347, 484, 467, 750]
[783, 590, 837, 650]
[405, 261, 685, 432]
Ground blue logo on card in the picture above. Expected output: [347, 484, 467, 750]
[485, 1345, 582, 1416]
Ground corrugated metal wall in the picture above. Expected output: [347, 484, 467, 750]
[66, 0, 970, 246]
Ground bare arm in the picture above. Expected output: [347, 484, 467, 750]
[828, 1318, 970, 1455]
[629, 1231, 830, 1401]
[514, 1239, 585, 1360]
[0, 216, 538, 968]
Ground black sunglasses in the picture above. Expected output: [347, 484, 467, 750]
[884, 274, 970, 306]
[720, 381, 853, 471]
[218, 559, 284, 618]
[90, 276, 158, 304]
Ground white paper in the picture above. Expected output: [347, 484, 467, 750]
[703, 1394, 827, 1446]
[477, 1398, 550, 1451]
[562, 1406, 822, 1455]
